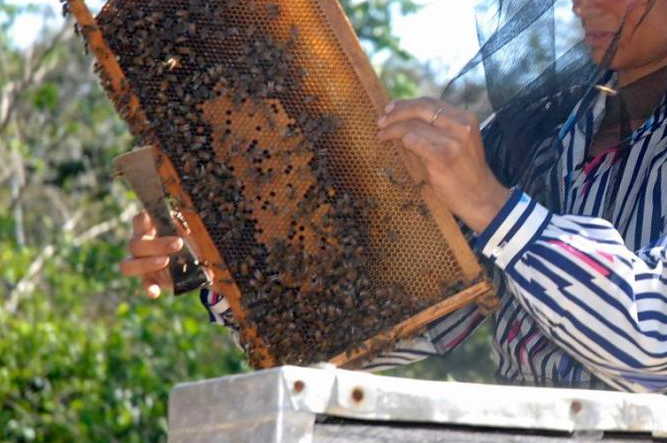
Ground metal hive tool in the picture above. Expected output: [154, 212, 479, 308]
[66, 0, 496, 369]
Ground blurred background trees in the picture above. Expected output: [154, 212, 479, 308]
[0, 1, 493, 441]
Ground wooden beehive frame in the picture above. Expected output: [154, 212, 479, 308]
[67, 0, 495, 369]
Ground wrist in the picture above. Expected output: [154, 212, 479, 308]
[458, 181, 511, 234]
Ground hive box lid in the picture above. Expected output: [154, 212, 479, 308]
[168, 365, 667, 442]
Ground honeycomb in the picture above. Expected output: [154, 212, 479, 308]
[67, 0, 489, 368]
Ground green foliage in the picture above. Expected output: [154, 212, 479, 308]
[0, 224, 247, 441]
[33, 83, 59, 112]
[0, 1, 494, 440]
[384, 322, 496, 383]
[0, 264, 245, 442]
[343, 0, 421, 59]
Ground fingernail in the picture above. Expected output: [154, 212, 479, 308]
[153, 257, 167, 265]
[385, 102, 395, 113]
[148, 285, 161, 298]
[170, 238, 183, 250]
[377, 116, 386, 127]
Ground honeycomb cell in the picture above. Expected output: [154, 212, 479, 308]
[88, 0, 486, 368]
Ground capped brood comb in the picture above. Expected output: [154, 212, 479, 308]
[66, 0, 496, 368]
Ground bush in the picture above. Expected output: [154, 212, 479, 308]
[0, 240, 247, 442]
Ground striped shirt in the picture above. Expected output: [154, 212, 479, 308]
[202, 77, 667, 393]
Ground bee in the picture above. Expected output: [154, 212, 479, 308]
[379, 167, 404, 187]
[245, 24, 258, 38]
[400, 200, 417, 212]
[245, 167, 263, 185]
[286, 184, 297, 201]
[287, 25, 300, 45]
[176, 46, 193, 56]
[197, 151, 212, 161]
[200, 207, 217, 224]
[181, 158, 196, 175]
[260, 168, 276, 185]
[414, 179, 428, 191]
[282, 125, 300, 139]
[293, 139, 313, 155]
[165, 57, 181, 71]
[265, 202, 280, 216]
[386, 229, 400, 243]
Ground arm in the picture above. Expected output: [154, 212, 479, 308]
[374, 96, 667, 390]
[361, 109, 505, 372]
[200, 286, 489, 370]
[362, 219, 499, 371]
[200, 288, 244, 350]
[362, 303, 488, 371]
[477, 188, 667, 391]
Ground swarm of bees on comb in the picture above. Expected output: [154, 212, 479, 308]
[64, 0, 492, 368]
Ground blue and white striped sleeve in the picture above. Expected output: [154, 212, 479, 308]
[361, 221, 492, 372]
[476, 187, 667, 392]
[200, 289, 243, 350]
[361, 303, 487, 372]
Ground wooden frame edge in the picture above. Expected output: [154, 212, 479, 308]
[68, 0, 277, 368]
[318, 0, 483, 283]
[329, 280, 494, 368]
[153, 148, 277, 368]
[72, 0, 490, 370]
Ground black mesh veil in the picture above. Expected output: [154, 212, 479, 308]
[441, 0, 661, 213]
[407, 0, 667, 384]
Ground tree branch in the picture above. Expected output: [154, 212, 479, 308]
[4, 203, 138, 313]
[5, 245, 57, 312]
[0, 23, 73, 134]
[72, 204, 137, 247]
